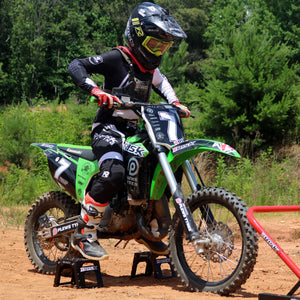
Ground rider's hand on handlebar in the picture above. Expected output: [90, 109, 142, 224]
[91, 87, 121, 109]
[174, 101, 191, 118]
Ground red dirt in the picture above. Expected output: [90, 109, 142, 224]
[0, 213, 299, 300]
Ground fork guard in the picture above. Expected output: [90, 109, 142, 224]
[150, 139, 240, 201]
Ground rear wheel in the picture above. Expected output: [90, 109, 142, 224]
[169, 187, 258, 295]
[24, 191, 80, 274]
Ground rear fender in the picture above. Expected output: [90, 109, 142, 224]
[150, 139, 240, 200]
[31, 143, 98, 202]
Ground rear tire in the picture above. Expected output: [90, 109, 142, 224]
[169, 187, 258, 295]
[24, 191, 80, 274]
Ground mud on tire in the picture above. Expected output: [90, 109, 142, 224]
[24, 191, 80, 274]
[169, 187, 258, 295]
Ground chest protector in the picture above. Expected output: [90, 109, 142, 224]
[111, 48, 153, 103]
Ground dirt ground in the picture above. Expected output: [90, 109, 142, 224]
[0, 213, 299, 300]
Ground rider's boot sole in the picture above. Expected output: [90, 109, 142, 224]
[71, 241, 109, 261]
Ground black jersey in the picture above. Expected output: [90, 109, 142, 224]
[68, 47, 179, 125]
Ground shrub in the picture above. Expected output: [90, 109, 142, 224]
[210, 150, 299, 206]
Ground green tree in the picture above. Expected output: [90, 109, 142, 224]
[99, 0, 141, 45]
[200, 20, 299, 155]
[6, 0, 94, 102]
[1, 0, 122, 103]
[156, 0, 213, 84]
[262, 0, 300, 63]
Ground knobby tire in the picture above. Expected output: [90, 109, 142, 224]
[24, 191, 80, 274]
[169, 187, 258, 295]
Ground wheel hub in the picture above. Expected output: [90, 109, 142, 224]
[202, 221, 234, 262]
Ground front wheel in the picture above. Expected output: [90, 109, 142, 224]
[169, 187, 258, 295]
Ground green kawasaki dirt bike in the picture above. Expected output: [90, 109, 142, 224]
[24, 99, 258, 295]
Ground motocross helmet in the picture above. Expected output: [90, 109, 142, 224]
[125, 2, 187, 70]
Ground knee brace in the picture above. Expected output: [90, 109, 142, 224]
[89, 159, 125, 204]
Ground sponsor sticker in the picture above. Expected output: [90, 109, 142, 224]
[212, 142, 235, 154]
[123, 142, 147, 157]
[172, 141, 196, 154]
[175, 198, 193, 232]
[89, 55, 103, 65]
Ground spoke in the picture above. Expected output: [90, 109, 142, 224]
[37, 207, 69, 262]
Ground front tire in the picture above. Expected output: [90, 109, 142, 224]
[169, 187, 258, 295]
[24, 191, 80, 274]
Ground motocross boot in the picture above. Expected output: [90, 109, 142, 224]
[71, 193, 109, 261]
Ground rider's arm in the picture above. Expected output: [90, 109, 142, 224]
[152, 68, 178, 104]
[152, 68, 190, 117]
[68, 56, 102, 93]
[68, 51, 125, 107]
[68, 50, 126, 93]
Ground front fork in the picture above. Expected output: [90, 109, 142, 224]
[157, 152, 208, 252]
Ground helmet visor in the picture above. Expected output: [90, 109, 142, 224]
[142, 36, 174, 57]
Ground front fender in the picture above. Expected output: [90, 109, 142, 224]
[150, 139, 240, 200]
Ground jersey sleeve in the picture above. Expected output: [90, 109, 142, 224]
[68, 51, 121, 93]
[152, 68, 179, 104]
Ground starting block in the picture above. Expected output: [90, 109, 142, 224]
[258, 293, 300, 300]
[130, 251, 176, 280]
[54, 257, 103, 288]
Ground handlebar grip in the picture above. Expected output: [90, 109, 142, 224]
[90, 96, 97, 103]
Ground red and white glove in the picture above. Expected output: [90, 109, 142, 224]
[91, 87, 121, 109]
[174, 101, 191, 118]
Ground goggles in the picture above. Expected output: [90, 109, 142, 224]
[142, 36, 174, 56]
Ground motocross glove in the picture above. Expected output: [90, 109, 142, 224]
[174, 101, 191, 118]
[91, 87, 121, 109]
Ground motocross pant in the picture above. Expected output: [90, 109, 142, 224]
[89, 123, 126, 204]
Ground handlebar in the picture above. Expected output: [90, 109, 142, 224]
[90, 96, 195, 118]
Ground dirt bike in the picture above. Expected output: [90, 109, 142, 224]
[24, 98, 258, 295]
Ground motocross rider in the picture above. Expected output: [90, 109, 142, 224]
[68, 2, 190, 261]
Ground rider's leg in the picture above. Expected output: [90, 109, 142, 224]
[72, 193, 109, 260]
[72, 159, 125, 260]
[72, 124, 125, 260]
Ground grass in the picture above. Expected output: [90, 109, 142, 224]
[0, 206, 29, 228]
[210, 149, 299, 206]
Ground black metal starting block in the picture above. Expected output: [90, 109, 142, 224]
[258, 280, 300, 300]
[130, 251, 176, 280]
[54, 257, 103, 288]
[258, 293, 300, 300]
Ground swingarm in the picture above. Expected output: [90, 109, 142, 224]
[38, 214, 78, 239]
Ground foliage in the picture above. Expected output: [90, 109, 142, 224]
[0, 103, 36, 168]
[0, 0, 299, 156]
[159, 41, 189, 84]
[201, 12, 299, 154]
[156, 0, 213, 83]
[0, 100, 95, 169]
[209, 151, 299, 206]
[0, 100, 96, 205]
[262, 0, 300, 62]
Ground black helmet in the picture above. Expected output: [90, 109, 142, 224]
[125, 2, 187, 70]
